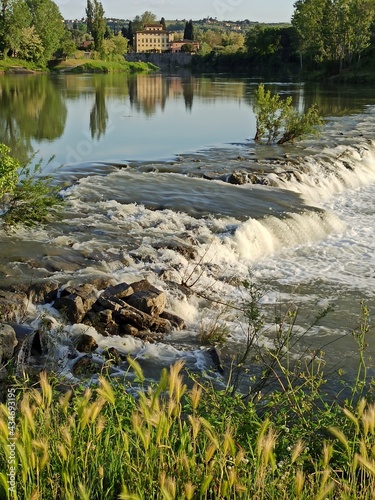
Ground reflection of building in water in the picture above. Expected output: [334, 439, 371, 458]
[134, 24, 199, 54]
[130, 75, 196, 116]
[134, 24, 174, 53]
[130, 74, 169, 115]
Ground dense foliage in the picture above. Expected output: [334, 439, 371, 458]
[1, 337, 375, 499]
[0, 143, 63, 227]
[0, 0, 65, 64]
[292, 0, 375, 73]
[86, 0, 106, 54]
[253, 84, 323, 144]
[192, 1, 375, 78]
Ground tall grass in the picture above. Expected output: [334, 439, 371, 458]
[1, 352, 375, 499]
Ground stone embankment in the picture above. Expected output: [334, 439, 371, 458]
[125, 52, 193, 70]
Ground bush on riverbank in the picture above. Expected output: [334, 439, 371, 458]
[0, 144, 63, 227]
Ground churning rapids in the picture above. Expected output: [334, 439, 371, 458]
[2, 103, 375, 391]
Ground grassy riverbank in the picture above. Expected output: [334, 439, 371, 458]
[0, 56, 158, 75]
[1, 339, 375, 499]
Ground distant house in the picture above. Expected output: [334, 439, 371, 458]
[133, 24, 199, 54]
[134, 24, 174, 53]
[79, 40, 94, 50]
[169, 40, 200, 54]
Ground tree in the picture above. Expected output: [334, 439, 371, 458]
[86, 0, 106, 54]
[56, 29, 77, 60]
[292, 0, 375, 71]
[26, 0, 65, 62]
[0, 0, 32, 57]
[292, 0, 326, 68]
[102, 33, 127, 61]
[160, 17, 166, 30]
[18, 25, 44, 61]
[132, 11, 157, 32]
[253, 84, 323, 144]
[184, 20, 194, 40]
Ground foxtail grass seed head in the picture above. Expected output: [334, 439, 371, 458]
[61, 426, 72, 448]
[59, 390, 72, 414]
[294, 469, 305, 497]
[20, 397, 36, 435]
[58, 443, 68, 461]
[32, 439, 49, 470]
[127, 356, 145, 383]
[168, 360, 186, 402]
[188, 415, 201, 440]
[362, 404, 375, 437]
[39, 371, 53, 407]
[356, 454, 375, 476]
[292, 439, 305, 463]
[97, 376, 115, 405]
[343, 407, 360, 433]
[323, 442, 333, 468]
[328, 426, 350, 453]
[205, 443, 217, 464]
[96, 415, 106, 437]
[257, 427, 277, 468]
[184, 482, 195, 500]
[190, 384, 202, 411]
[223, 429, 236, 457]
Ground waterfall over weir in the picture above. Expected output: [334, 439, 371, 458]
[3, 100, 375, 386]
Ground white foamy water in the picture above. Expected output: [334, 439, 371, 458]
[8, 103, 375, 386]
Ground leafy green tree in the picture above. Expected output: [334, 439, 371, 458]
[102, 33, 127, 61]
[140, 11, 157, 25]
[26, 0, 65, 62]
[253, 83, 323, 144]
[293, 0, 375, 71]
[132, 11, 157, 32]
[180, 43, 195, 53]
[86, 0, 106, 54]
[18, 25, 44, 61]
[0, 0, 32, 57]
[292, 0, 326, 68]
[57, 29, 78, 59]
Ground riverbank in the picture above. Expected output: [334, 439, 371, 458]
[1, 347, 374, 499]
[0, 57, 158, 75]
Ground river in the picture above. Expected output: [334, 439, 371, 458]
[1, 71, 375, 392]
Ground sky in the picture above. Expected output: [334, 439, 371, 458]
[55, 0, 296, 24]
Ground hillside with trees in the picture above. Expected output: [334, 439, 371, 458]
[192, 0, 375, 80]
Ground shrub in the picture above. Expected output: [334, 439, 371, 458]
[0, 144, 63, 227]
[253, 83, 323, 144]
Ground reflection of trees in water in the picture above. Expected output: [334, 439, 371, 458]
[182, 77, 194, 111]
[90, 88, 108, 140]
[0, 75, 67, 164]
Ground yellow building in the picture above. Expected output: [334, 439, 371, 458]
[134, 24, 174, 54]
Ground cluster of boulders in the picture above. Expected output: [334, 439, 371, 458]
[0, 279, 186, 384]
[53, 279, 185, 339]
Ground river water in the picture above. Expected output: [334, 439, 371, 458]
[1, 72, 375, 390]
